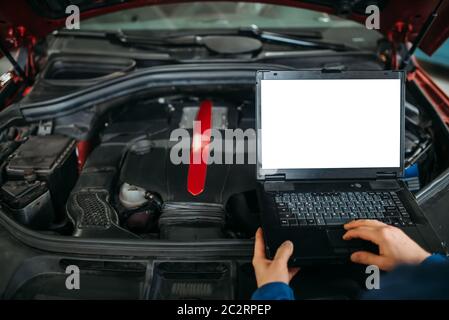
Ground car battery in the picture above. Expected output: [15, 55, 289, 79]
[5, 135, 78, 220]
[0, 180, 54, 229]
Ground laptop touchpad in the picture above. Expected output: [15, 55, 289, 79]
[327, 229, 379, 253]
[326, 229, 347, 248]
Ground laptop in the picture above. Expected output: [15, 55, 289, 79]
[255, 70, 443, 265]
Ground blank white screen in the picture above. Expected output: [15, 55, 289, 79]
[260, 79, 401, 169]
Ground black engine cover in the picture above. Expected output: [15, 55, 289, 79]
[119, 131, 257, 205]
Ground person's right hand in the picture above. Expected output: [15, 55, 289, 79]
[343, 219, 431, 271]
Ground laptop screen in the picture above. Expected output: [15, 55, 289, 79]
[260, 78, 402, 170]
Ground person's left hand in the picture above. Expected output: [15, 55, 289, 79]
[252, 228, 300, 288]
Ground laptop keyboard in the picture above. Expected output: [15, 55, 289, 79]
[274, 191, 414, 228]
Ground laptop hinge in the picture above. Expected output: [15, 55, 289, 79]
[376, 172, 397, 179]
[265, 174, 286, 181]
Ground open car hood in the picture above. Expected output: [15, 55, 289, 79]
[0, 0, 448, 55]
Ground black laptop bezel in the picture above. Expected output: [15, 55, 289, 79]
[256, 70, 406, 181]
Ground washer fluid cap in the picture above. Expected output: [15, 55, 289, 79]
[119, 183, 148, 209]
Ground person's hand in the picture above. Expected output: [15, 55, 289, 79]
[343, 219, 431, 271]
[252, 227, 300, 288]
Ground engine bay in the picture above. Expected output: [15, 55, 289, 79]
[0, 82, 446, 241]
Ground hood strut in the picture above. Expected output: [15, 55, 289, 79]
[0, 40, 29, 84]
[401, 0, 444, 70]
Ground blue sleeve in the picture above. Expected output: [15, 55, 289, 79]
[362, 254, 449, 300]
[420, 253, 449, 265]
[251, 282, 295, 300]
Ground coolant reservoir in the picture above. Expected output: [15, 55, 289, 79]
[119, 183, 148, 209]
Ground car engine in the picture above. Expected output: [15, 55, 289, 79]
[65, 97, 259, 240]
[0, 90, 439, 241]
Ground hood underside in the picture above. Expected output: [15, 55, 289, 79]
[0, 0, 448, 55]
